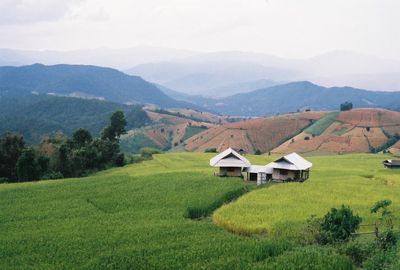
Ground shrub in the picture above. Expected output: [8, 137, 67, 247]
[339, 240, 375, 267]
[0, 177, 8, 184]
[318, 205, 362, 244]
[364, 248, 398, 270]
[204, 148, 217, 153]
[304, 136, 310, 140]
[254, 149, 262, 155]
[139, 147, 162, 160]
[41, 171, 64, 180]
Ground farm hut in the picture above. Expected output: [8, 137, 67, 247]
[266, 153, 312, 182]
[246, 165, 273, 185]
[210, 147, 250, 177]
[383, 159, 400, 169]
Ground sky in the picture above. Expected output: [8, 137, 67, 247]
[0, 0, 399, 59]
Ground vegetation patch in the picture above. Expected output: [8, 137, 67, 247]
[184, 185, 250, 219]
[181, 126, 207, 142]
[304, 112, 340, 136]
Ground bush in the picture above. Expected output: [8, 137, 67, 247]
[204, 148, 217, 153]
[41, 171, 64, 180]
[364, 248, 398, 270]
[318, 205, 362, 244]
[304, 136, 310, 140]
[339, 240, 375, 267]
[139, 147, 162, 160]
[254, 149, 262, 155]
[0, 177, 8, 184]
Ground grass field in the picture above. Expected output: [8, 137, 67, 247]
[214, 154, 400, 238]
[1, 152, 398, 269]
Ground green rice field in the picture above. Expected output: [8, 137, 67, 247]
[1, 152, 399, 269]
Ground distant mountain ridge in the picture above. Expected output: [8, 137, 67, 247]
[193, 81, 400, 116]
[0, 63, 195, 109]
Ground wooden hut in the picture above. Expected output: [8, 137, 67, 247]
[383, 159, 400, 169]
[209, 148, 250, 177]
[266, 153, 312, 182]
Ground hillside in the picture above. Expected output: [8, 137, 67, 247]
[1, 152, 399, 269]
[0, 64, 193, 108]
[198, 81, 400, 116]
[184, 112, 326, 154]
[0, 94, 150, 143]
[120, 108, 227, 153]
[272, 108, 400, 155]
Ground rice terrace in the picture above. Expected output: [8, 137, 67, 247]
[2, 1, 400, 269]
[1, 152, 400, 269]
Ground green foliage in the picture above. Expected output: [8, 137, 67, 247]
[204, 148, 217, 153]
[16, 147, 41, 181]
[319, 205, 362, 244]
[370, 134, 400, 153]
[340, 102, 353, 111]
[254, 149, 262, 155]
[101, 111, 127, 141]
[304, 112, 340, 136]
[0, 95, 151, 143]
[139, 147, 162, 159]
[364, 247, 398, 270]
[0, 133, 25, 180]
[339, 240, 375, 267]
[120, 133, 160, 154]
[182, 126, 207, 141]
[72, 128, 92, 148]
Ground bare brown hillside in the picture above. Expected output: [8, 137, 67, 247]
[272, 108, 400, 155]
[184, 112, 325, 153]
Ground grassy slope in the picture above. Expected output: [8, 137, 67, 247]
[214, 154, 400, 237]
[304, 112, 339, 136]
[0, 153, 356, 270]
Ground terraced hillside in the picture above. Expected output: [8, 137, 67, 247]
[272, 108, 400, 155]
[184, 112, 326, 154]
[120, 108, 226, 153]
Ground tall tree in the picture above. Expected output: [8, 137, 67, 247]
[0, 133, 25, 181]
[101, 111, 127, 141]
[16, 147, 39, 182]
[72, 128, 92, 148]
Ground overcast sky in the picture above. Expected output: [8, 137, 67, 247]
[0, 0, 399, 59]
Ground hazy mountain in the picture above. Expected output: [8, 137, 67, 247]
[0, 94, 150, 143]
[0, 64, 196, 109]
[198, 81, 400, 116]
[127, 61, 302, 96]
[0, 47, 196, 69]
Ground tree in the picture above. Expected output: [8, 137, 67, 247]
[101, 111, 127, 141]
[340, 102, 353, 111]
[72, 128, 92, 148]
[319, 205, 362, 244]
[371, 199, 397, 250]
[16, 148, 39, 181]
[0, 133, 25, 181]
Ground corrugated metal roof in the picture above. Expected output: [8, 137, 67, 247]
[209, 147, 251, 168]
[266, 152, 312, 171]
[246, 165, 273, 174]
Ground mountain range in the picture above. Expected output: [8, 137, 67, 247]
[0, 63, 195, 109]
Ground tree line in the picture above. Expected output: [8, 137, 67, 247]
[0, 111, 128, 183]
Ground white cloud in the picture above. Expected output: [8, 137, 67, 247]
[0, 0, 399, 60]
[0, 0, 86, 25]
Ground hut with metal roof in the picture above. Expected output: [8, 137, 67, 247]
[209, 147, 250, 177]
[266, 153, 312, 182]
[383, 159, 400, 169]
